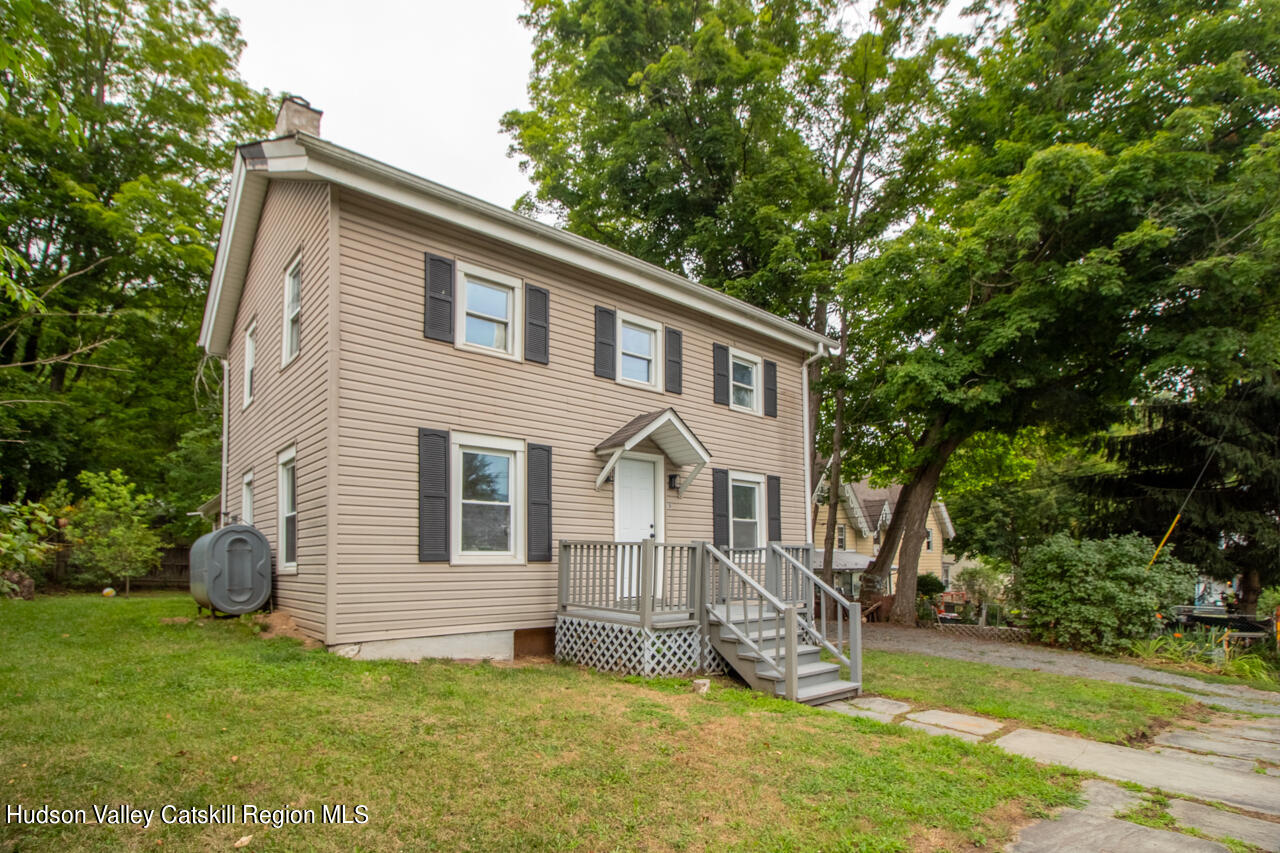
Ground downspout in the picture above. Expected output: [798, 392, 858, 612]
[802, 343, 828, 543]
[220, 358, 229, 529]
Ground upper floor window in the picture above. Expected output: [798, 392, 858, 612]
[837, 524, 846, 551]
[278, 446, 297, 573]
[617, 312, 662, 391]
[243, 323, 256, 408]
[282, 256, 302, 366]
[730, 349, 761, 414]
[456, 262, 522, 361]
[925, 528, 933, 551]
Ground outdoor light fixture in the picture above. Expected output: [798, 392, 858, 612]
[668, 474, 679, 490]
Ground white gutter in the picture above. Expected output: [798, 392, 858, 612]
[802, 343, 829, 543]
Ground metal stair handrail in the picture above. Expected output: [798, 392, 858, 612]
[772, 543, 862, 686]
[703, 543, 801, 700]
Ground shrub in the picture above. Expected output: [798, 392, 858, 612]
[1009, 534, 1195, 654]
[66, 470, 162, 595]
[0, 501, 58, 590]
[916, 574, 946, 598]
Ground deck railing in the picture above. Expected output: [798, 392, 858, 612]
[772, 543, 860, 684]
[705, 543, 800, 701]
[558, 540, 701, 627]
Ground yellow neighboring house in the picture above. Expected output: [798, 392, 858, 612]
[815, 480, 956, 588]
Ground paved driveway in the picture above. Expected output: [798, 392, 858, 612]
[862, 623, 1280, 715]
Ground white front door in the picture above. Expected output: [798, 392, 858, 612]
[615, 456, 659, 599]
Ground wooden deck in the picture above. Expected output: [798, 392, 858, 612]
[556, 540, 862, 702]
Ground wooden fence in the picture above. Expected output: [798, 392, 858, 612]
[44, 545, 190, 590]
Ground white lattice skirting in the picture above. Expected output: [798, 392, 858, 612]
[556, 615, 727, 677]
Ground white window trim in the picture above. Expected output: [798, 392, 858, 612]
[241, 470, 254, 526]
[615, 310, 663, 392]
[837, 523, 846, 551]
[281, 255, 302, 368]
[728, 470, 766, 549]
[277, 446, 297, 575]
[454, 261, 523, 362]
[729, 348, 763, 416]
[242, 322, 256, 409]
[450, 431, 526, 565]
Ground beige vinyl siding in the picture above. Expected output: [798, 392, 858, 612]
[223, 181, 332, 640]
[333, 191, 809, 644]
[816, 500, 948, 579]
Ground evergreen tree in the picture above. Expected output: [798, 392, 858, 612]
[1085, 379, 1280, 615]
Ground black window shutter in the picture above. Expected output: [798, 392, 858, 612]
[664, 327, 683, 394]
[527, 443, 553, 562]
[423, 253, 454, 342]
[594, 306, 616, 379]
[712, 468, 729, 548]
[767, 475, 782, 542]
[764, 360, 778, 418]
[713, 343, 729, 405]
[418, 428, 450, 561]
[525, 284, 550, 364]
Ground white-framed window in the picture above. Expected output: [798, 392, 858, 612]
[242, 322, 256, 408]
[282, 255, 302, 366]
[241, 471, 254, 526]
[729, 471, 765, 550]
[451, 432, 525, 564]
[837, 524, 846, 551]
[456, 261, 522, 361]
[925, 528, 933, 551]
[616, 311, 663, 391]
[729, 349, 762, 415]
[277, 446, 297, 574]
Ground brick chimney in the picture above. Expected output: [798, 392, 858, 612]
[274, 96, 322, 137]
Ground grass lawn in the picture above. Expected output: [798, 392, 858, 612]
[1, 594, 1077, 852]
[861, 650, 1201, 744]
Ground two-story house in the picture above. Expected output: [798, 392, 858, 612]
[198, 99, 856, 702]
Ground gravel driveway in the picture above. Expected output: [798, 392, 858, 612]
[863, 623, 1280, 715]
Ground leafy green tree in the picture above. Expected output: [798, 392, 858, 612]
[852, 0, 1280, 622]
[941, 429, 1096, 570]
[1010, 533, 1196, 654]
[66, 469, 161, 594]
[1084, 378, 1280, 616]
[504, 0, 956, 590]
[0, 0, 272, 516]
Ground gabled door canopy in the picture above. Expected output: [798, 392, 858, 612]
[594, 408, 711, 496]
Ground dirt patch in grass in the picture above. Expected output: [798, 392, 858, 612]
[254, 610, 323, 648]
[158, 616, 190, 624]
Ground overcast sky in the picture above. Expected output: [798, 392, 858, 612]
[220, 0, 541, 211]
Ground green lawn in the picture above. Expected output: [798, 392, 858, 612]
[862, 650, 1200, 743]
[1, 594, 1076, 852]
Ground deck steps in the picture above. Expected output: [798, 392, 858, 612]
[707, 603, 860, 706]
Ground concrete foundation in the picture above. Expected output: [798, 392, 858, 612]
[329, 629, 515, 662]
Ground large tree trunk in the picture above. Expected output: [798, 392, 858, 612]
[888, 436, 962, 624]
[1238, 567, 1261, 617]
[860, 479, 916, 602]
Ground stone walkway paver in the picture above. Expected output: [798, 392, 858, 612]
[906, 708, 1004, 736]
[1166, 799, 1280, 852]
[994, 728, 1280, 817]
[1010, 780, 1230, 852]
[900, 719, 983, 742]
